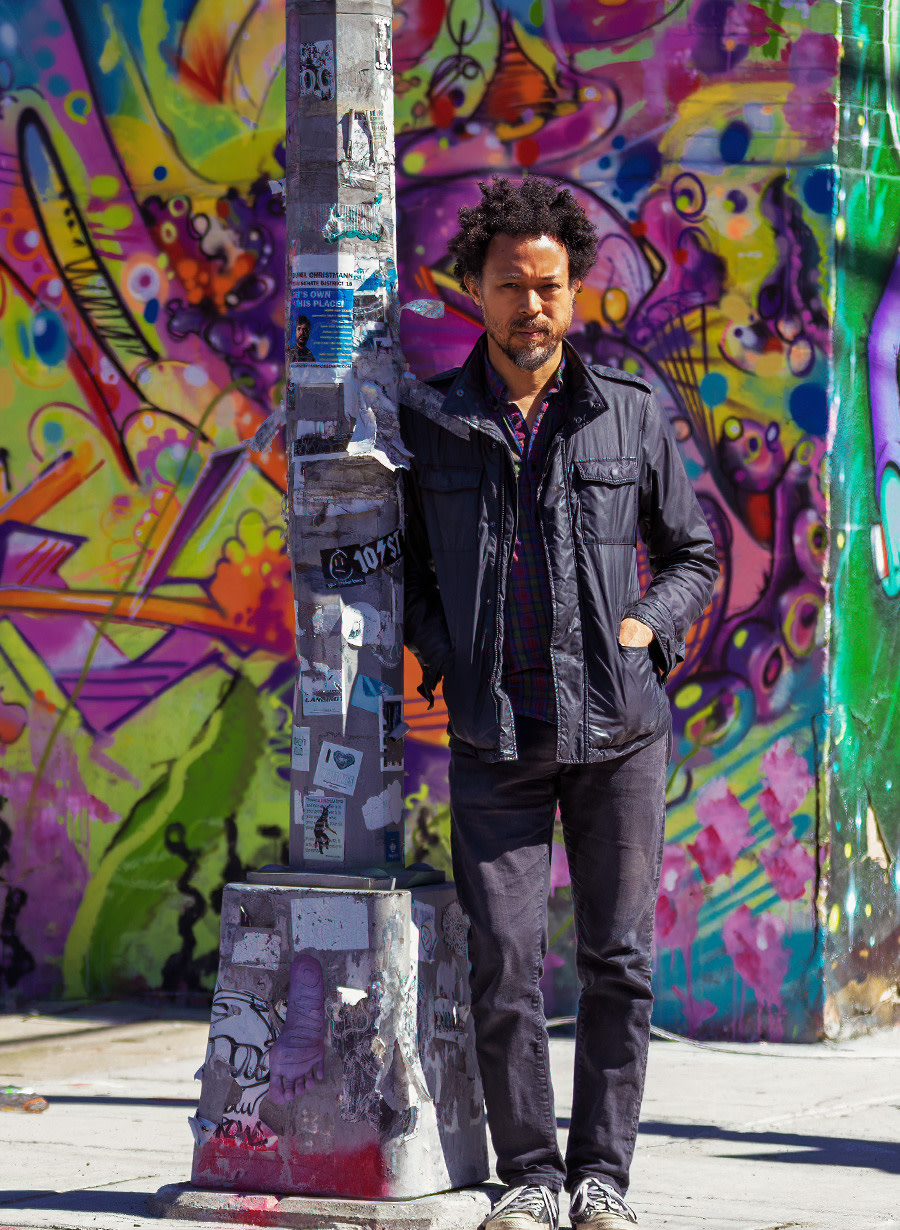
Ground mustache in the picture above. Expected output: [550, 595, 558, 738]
[511, 319, 551, 334]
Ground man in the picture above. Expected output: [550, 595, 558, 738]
[400, 177, 718, 1230]
[288, 314, 316, 363]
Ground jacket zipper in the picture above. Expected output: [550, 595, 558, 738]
[494, 447, 518, 758]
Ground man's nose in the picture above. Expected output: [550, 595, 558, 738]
[519, 289, 542, 316]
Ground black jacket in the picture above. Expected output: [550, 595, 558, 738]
[400, 336, 719, 763]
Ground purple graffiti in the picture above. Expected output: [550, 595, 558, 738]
[268, 954, 326, 1103]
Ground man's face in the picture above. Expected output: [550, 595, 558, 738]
[466, 234, 578, 372]
[296, 319, 310, 346]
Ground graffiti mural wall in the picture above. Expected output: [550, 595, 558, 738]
[394, 0, 837, 1041]
[0, 0, 293, 1000]
[2, 0, 882, 1042]
[826, 0, 900, 1036]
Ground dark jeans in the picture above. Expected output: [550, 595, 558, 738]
[449, 717, 669, 1196]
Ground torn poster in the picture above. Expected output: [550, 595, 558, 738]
[434, 998, 468, 1045]
[289, 253, 384, 383]
[303, 795, 346, 861]
[374, 18, 391, 70]
[314, 740, 363, 795]
[362, 779, 403, 831]
[291, 725, 310, 773]
[289, 254, 354, 374]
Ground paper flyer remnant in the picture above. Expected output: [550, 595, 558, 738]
[291, 725, 310, 772]
[303, 795, 346, 861]
[313, 740, 363, 795]
[379, 694, 405, 772]
[362, 780, 403, 830]
[232, 929, 282, 969]
[350, 674, 391, 714]
[292, 895, 368, 950]
[301, 667, 342, 716]
[434, 998, 468, 1044]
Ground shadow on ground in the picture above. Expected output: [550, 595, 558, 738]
[556, 1118, 900, 1174]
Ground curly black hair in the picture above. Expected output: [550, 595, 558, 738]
[448, 176, 598, 288]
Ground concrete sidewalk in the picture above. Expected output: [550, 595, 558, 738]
[0, 1002, 897, 1230]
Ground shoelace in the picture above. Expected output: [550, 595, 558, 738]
[491, 1184, 559, 1224]
[569, 1179, 637, 1224]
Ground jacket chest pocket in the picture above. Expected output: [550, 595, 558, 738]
[573, 457, 638, 544]
[419, 465, 483, 551]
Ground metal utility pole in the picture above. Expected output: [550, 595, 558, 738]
[280, 0, 410, 878]
[181, 0, 488, 1207]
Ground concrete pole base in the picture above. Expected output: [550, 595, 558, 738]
[149, 1181, 494, 1228]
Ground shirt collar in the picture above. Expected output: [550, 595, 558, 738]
[484, 351, 566, 409]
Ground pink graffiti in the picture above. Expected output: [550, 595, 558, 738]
[722, 905, 790, 1009]
[760, 834, 815, 902]
[550, 841, 570, 897]
[268, 954, 325, 1103]
[656, 847, 703, 952]
[0, 701, 115, 996]
[655, 846, 716, 1033]
[687, 777, 752, 883]
[759, 738, 814, 834]
[785, 31, 840, 143]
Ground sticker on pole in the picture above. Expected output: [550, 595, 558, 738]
[321, 529, 403, 588]
[297, 41, 335, 100]
[291, 725, 310, 772]
[303, 795, 346, 861]
[314, 741, 363, 795]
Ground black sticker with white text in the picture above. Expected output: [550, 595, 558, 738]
[321, 528, 404, 588]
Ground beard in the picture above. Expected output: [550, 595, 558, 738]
[481, 301, 574, 372]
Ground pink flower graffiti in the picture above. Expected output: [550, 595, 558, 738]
[687, 776, 753, 883]
[723, 904, 791, 1023]
[760, 834, 816, 902]
[758, 738, 814, 835]
[655, 847, 716, 1033]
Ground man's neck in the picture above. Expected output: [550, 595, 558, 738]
[485, 335, 564, 406]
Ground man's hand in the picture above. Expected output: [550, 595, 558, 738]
[618, 617, 654, 647]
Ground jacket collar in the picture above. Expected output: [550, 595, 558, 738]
[441, 334, 609, 438]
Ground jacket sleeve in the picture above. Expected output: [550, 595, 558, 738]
[623, 391, 719, 680]
[402, 460, 454, 706]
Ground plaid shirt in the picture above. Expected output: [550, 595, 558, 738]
[484, 355, 567, 725]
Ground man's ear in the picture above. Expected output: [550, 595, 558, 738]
[464, 273, 482, 306]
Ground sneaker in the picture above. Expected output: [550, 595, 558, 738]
[484, 1184, 560, 1230]
[568, 1177, 638, 1227]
